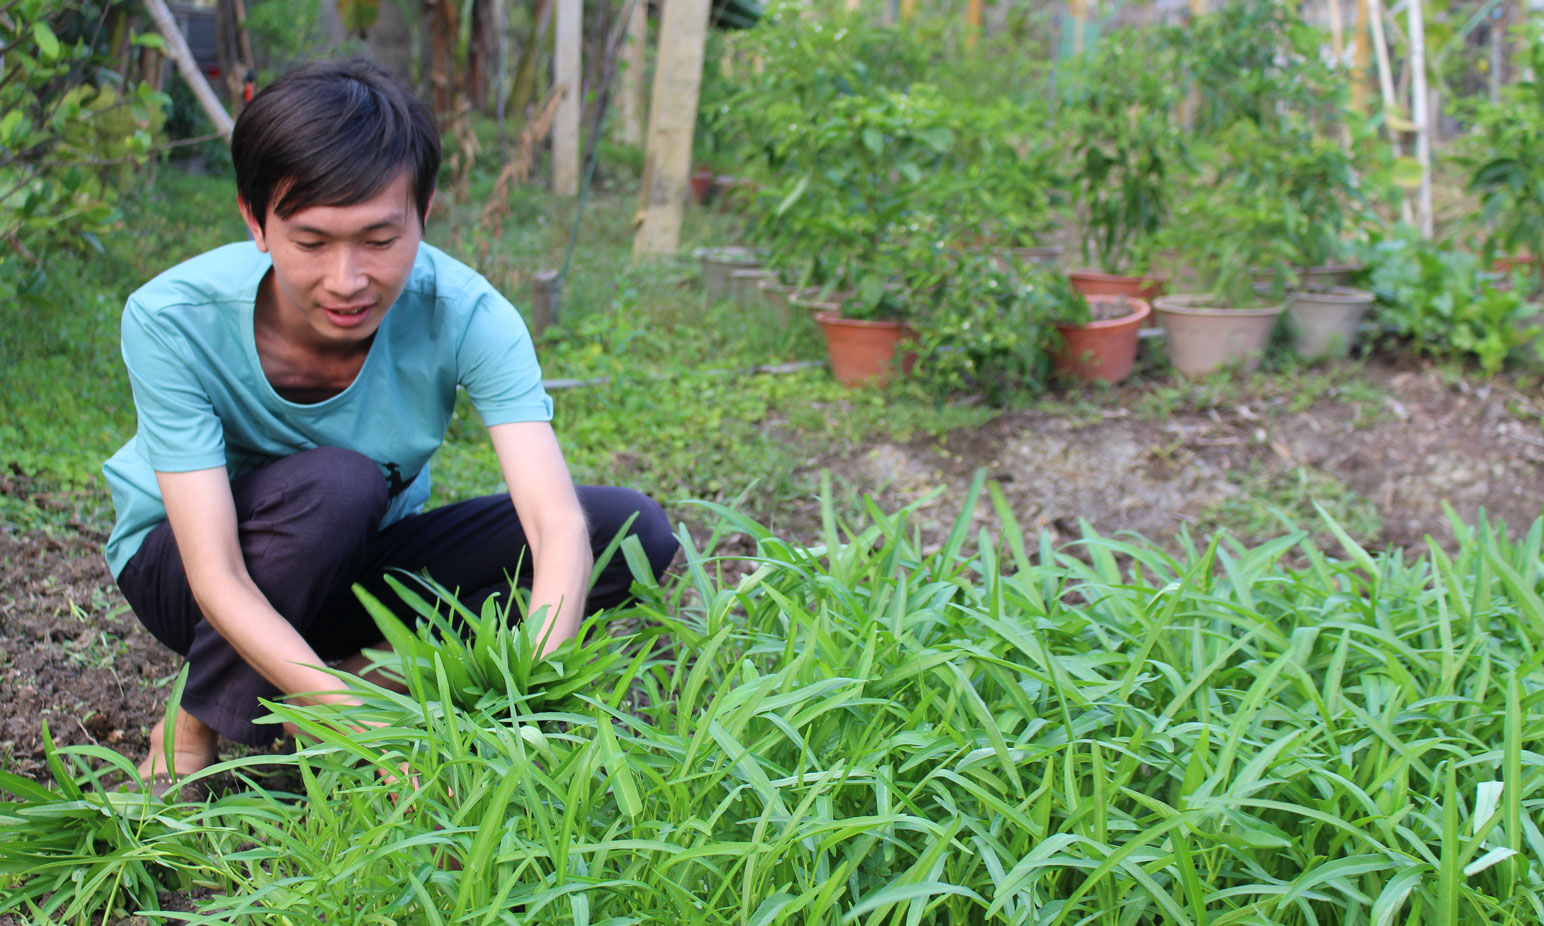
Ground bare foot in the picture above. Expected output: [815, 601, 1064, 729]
[137, 707, 219, 780]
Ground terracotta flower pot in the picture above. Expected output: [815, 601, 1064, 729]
[790, 290, 856, 318]
[814, 311, 917, 386]
[1053, 295, 1151, 384]
[977, 246, 1063, 273]
[1153, 294, 1285, 376]
[1286, 287, 1373, 360]
[1068, 269, 1167, 302]
[1492, 255, 1542, 292]
[689, 168, 717, 205]
[695, 246, 761, 302]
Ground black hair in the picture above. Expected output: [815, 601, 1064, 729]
[231, 59, 439, 232]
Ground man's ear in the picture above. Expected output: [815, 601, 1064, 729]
[237, 196, 269, 252]
[421, 189, 436, 230]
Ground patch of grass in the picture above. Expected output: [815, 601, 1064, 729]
[1194, 464, 1383, 542]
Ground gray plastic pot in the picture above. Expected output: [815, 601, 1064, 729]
[729, 267, 777, 307]
[1286, 287, 1373, 360]
[695, 246, 762, 302]
[1153, 294, 1284, 376]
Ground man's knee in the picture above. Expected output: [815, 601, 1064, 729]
[584, 486, 678, 580]
[628, 494, 678, 580]
[270, 446, 389, 524]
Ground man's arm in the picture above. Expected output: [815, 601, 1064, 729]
[487, 421, 592, 657]
[156, 468, 354, 703]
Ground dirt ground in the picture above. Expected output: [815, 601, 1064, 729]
[3, 358, 1543, 786]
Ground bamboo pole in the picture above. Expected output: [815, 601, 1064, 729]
[1367, 0, 1414, 225]
[1327, 0, 1344, 62]
[633, 0, 712, 257]
[1352, 0, 1370, 112]
[144, 0, 234, 140]
[553, 0, 581, 196]
[495, 0, 510, 149]
[1407, 0, 1433, 237]
[1071, 0, 1086, 54]
[900, 0, 916, 22]
[620, 0, 647, 145]
[966, 0, 981, 49]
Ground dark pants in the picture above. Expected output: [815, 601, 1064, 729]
[115, 447, 678, 745]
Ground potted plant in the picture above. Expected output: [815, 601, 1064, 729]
[1153, 125, 1295, 376]
[1060, 30, 1189, 300]
[907, 246, 1062, 402]
[942, 96, 1068, 272]
[1050, 277, 1151, 385]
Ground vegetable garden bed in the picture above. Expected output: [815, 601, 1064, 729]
[3, 469, 1543, 922]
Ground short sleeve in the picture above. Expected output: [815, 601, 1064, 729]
[453, 280, 554, 426]
[120, 298, 227, 472]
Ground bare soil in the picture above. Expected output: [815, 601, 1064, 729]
[4, 358, 1543, 790]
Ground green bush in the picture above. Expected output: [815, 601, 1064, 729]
[1458, 21, 1544, 264]
[1362, 227, 1540, 374]
[0, 1, 168, 273]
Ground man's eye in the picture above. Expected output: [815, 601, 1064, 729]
[367, 237, 399, 248]
[294, 241, 323, 251]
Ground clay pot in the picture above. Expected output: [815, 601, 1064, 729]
[1286, 287, 1373, 360]
[1152, 294, 1285, 376]
[758, 280, 812, 324]
[790, 290, 856, 318]
[1299, 263, 1361, 289]
[1053, 295, 1151, 384]
[1068, 269, 1167, 302]
[1492, 255, 1542, 292]
[729, 268, 777, 307]
[978, 246, 1063, 273]
[695, 246, 762, 302]
[689, 168, 717, 204]
[814, 311, 917, 386]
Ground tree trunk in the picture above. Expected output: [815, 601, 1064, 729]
[620, 0, 647, 145]
[144, 0, 235, 139]
[553, 0, 582, 196]
[634, 0, 712, 257]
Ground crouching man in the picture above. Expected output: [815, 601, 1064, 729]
[102, 59, 677, 789]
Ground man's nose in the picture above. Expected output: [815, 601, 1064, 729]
[326, 247, 368, 297]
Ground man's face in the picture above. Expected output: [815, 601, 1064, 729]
[241, 171, 428, 350]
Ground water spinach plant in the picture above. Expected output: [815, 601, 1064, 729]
[3, 480, 1543, 923]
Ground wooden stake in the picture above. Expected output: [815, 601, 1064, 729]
[620, 0, 647, 145]
[900, 0, 916, 22]
[1407, 0, 1433, 237]
[966, 0, 981, 49]
[552, 0, 581, 196]
[1071, 0, 1087, 54]
[1352, 0, 1370, 112]
[532, 269, 561, 334]
[1327, 0, 1344, 62]
[144, 0, 234, 140]
[633, 0, 711, 258]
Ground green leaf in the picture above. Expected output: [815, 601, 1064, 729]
[1391, 156, 1424, 190]
[130, 32, 165, 49]
[337, 0, 381, 35]
[32, 22, 60, 61]
[862, 127, 883, 156]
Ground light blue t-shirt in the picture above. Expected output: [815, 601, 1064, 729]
[102, 241, 553, 578]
